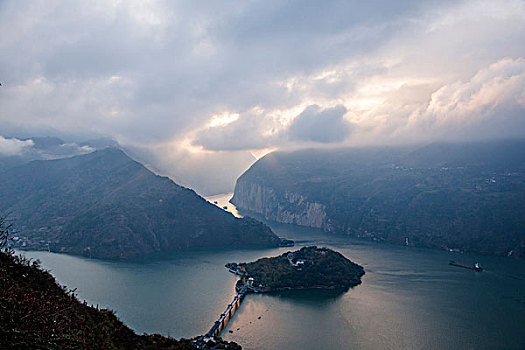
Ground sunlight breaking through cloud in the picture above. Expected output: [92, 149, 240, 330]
[1, 0, 524, 193]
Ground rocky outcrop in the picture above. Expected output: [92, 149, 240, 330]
[231, 141, 525, 259]
[231, 180, 330, 230]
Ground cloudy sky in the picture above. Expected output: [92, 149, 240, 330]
[1, 0, 525, 194]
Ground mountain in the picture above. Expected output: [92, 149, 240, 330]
[0, 148, 281, 259]
[232, 139, 525, 259]
[0, 249, 240, 349]
[0, 249, 193, 349]
[0, 136, 96, 171]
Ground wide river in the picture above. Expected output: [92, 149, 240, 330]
[22, 211, 525, 349]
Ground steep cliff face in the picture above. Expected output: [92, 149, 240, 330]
[231, 180, 330, 230]
[232, 141, 525, 259]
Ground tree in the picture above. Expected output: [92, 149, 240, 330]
[0, 216, 12, 248]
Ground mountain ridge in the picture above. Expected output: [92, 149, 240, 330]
[232, 139, 525, 259]
[1, 147, 282, 259]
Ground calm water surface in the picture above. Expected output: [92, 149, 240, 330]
[23, 222, 525, 349]
[205, 192, 242, 218]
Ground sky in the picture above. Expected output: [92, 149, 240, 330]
[1, 0, 524, 194]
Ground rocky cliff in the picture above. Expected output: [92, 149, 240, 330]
[232, 140, 525, 259]
[232, 181, 330, 230]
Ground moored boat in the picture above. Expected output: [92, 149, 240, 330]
[449, 260, 483, 272]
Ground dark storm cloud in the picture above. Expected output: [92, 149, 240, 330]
[289, 105, 351, 143]
[0, 0, 453, 144]
[1, 0, 524, 194]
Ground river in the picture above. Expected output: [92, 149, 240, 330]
[21, 215, 525, 349]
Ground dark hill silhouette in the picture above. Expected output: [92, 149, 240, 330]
[232, 139, 525, 259]
[0, 148, 280, 259]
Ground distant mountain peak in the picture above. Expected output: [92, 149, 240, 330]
[233, 139, 525, 259]
[21, 136, 65, 149]
[1, 147, 281, 259]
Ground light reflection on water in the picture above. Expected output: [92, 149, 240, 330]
[21, 221, 525, 350]
[205, 192, 241, 218]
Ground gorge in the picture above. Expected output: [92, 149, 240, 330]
[232, 140, 525, 259]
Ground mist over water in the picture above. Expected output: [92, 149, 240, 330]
[23, 221, 525, 350]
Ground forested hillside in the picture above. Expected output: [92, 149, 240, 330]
[232, 140, 525, 259]
[0, 148, 281, 259]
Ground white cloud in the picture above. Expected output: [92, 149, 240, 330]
[0, 136, 34, 156]
[361, 58, 525, 143]
[424, 58, 525, 125]
[1, 0, 524, 193]
[194, 109, 280, 151]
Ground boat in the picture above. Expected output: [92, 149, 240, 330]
[449, 260, 483, 272]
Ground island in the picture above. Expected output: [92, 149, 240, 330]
[226, 246, 365, 293]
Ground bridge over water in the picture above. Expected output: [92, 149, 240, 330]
[205, 286, 247, 338]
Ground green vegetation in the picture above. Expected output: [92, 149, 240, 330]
[0, 249, 196, 349]
[0, 148, 281, 259]
[236, 246, 364, 292]
[0, 218, 240, 349]
[233, 140, 525, 259]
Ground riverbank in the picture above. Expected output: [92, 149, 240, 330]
[18, 225, 525, 350]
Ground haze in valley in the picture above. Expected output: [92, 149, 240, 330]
[1, 0, 524, 195]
